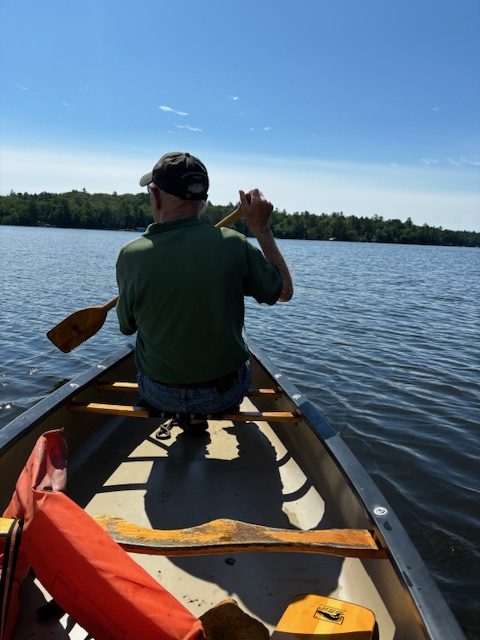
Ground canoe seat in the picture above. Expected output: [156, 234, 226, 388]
[76, 383, 295, 426]
[272, 593, 378, 639]
[95, 382, 283, 398]
[68, 401, 301, 423]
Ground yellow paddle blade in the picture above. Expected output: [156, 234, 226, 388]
[47, 297, 118, 352]
[272, 594, 376, 639]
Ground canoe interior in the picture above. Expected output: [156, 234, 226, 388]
[0, 344, 464, 639]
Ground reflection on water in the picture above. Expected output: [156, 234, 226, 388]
[1, 226, 479, 638]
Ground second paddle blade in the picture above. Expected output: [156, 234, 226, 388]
[47, 306, 109, 353]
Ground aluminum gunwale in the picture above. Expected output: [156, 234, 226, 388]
[248, 339, 465, 640]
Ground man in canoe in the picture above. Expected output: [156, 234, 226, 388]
[116, 151, 293, 431]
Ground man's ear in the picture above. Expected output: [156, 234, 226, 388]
[150, 186, 162, 210]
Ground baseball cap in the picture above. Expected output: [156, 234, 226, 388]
[139, 151, 209, 201]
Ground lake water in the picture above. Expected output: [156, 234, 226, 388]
[1, 225, 479, 638]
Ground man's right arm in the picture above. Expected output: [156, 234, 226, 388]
[239, 189, 293, 302]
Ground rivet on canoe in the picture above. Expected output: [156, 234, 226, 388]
[374, 507, 388, 516]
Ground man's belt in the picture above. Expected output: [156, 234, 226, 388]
[155, 369, 239, 391]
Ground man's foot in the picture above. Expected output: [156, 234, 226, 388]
[177, 416, 209, 437]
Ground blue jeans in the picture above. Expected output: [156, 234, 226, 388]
[137, 362, 251, 415]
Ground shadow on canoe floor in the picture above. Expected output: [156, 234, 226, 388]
[66, 420, 343, 628]
[143, 424, 343, 627]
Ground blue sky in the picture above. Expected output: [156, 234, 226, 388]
[1, 0, 479, 230]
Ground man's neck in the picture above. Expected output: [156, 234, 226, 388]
[156, 211, 199, 224]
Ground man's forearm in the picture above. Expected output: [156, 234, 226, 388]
[254, 227, 293, 302]
[239, 188, 293, 302]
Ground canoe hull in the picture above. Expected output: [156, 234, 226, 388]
[0, 341, 465, 639]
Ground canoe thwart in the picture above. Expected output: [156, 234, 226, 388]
[67, 402, 301, 422]
[272, 593, 377, 638]
[91, 515, 388, 559]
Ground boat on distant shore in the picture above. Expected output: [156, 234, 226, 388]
[0, 341, 465, 639]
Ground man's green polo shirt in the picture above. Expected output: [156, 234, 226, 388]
[116, 217, 282, 383]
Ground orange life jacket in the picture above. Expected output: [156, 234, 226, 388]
[1, 429, 67, 640]
[1, 430, 204, 640]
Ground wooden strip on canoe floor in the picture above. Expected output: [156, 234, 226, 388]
[68, 402, 301, 422]
[91, 516, 388, 559]
[0, 516, 387, 559]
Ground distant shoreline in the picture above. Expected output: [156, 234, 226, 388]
[3, 223, 479, 250]
[1, 190, 479, 247]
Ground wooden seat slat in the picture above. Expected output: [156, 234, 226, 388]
[95, 382, 139, 391]
[95, 382, 282, 397]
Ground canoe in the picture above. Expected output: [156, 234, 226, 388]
[0, 341, 465, 639]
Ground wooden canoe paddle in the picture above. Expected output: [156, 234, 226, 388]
[47, 206, 243, 353]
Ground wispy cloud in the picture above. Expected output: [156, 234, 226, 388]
[61, 102, 69, 107]
[159, 104, 189, 116]
[264, 126, 272, 132]
[447, 158, 462, 167]
[431, 106, 440, 111]
[232, 96, 240, 101]
[421, 156, 480, 169]
[459, 156, 480, 167]
[176, 124, 202, 132]
[16, 84, 28, 91]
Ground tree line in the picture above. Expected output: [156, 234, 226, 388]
[1, 190, 478, 247]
